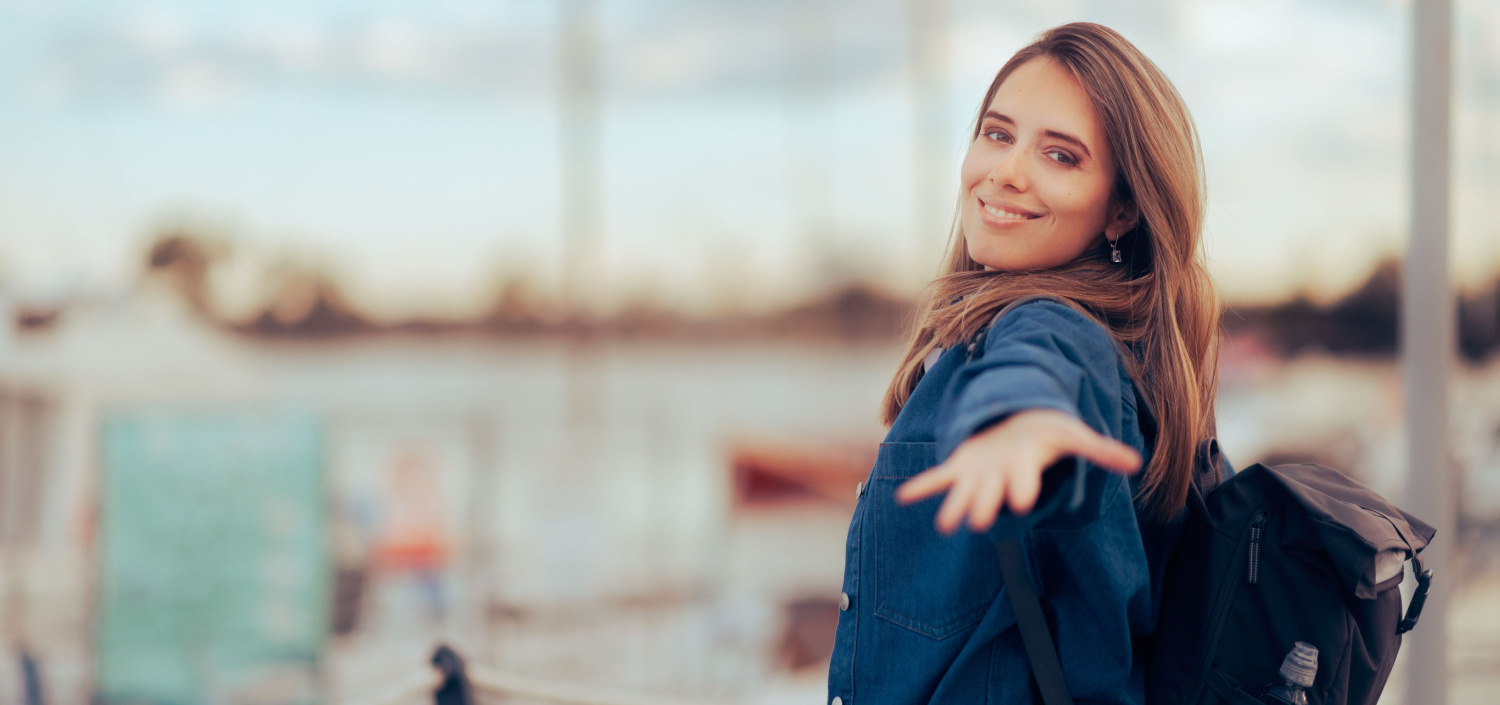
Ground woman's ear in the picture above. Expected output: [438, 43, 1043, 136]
[1105, 200, 1139, 241]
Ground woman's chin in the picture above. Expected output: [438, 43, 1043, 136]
[968, 245, 1030, 273]
[968, 237, 1088, 273]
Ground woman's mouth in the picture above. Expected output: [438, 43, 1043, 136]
[979, 198, 1042, 223]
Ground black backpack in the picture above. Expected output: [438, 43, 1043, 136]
[979, 298, 1437, 705]
[997, 440, 1437, 705]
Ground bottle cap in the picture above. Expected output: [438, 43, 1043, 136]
[1279, 641, 1319, 688]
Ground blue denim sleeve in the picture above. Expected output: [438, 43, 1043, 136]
[934, 300, 1130, 537]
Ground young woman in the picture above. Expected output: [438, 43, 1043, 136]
[827, 22, 1219, 705]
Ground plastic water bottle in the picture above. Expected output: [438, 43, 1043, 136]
[1261, 641, 1318, 705]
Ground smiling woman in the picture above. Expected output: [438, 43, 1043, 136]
[960, 57, 1139, 273]
[828, 22, 1222, 705]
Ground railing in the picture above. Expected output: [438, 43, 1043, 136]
[341, 645, 736, 705]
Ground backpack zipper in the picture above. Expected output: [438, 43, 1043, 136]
[1248, 511, 1267, 584]
[1188, 506, 1268, 703]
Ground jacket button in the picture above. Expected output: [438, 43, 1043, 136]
[854, 481, 864, 500]
[831, 698, 843, 705]
[839, 592, 850, 611]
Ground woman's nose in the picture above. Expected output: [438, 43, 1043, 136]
[988, 144, 1029, 192]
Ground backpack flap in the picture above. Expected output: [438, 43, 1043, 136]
[1264, 464, 1437, 600]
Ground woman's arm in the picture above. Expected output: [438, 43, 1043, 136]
[898, 408, 1138, 533]
[896, 301, 1142, 535]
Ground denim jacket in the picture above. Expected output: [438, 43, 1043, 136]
[827, 299, 1182, 705]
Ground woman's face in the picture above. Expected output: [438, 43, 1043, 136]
[959, 56, 1136, 271]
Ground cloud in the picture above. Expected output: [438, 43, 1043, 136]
[159, 60, 245, 111]
[35, 12, 555, 109]
[119, 8, 191, 57]
[31, 2, 914, 109]
[358, 20, 433, 81]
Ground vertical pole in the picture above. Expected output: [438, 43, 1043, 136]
[1404, 1, 1453, 704]
[558, 0, 603, 429]
[558, 0, 602, 316]
[557, 2, 603, 603]
[783, 3, 835, 258]
[465, 411, 499, 664]
[0, 390, 16, 652]
[908, 0, 951, 251]
[0, 292, 12, 353]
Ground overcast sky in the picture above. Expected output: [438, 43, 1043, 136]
[1, 0, 1497, 320]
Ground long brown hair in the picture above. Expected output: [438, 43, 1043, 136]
[880, 22, 1220, 522]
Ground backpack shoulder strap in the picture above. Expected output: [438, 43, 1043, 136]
[997, 539, 1075, 705]
[1193, 437, 1233, 497]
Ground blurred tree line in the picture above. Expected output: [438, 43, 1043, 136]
[1226, 259, 1500, 363]
[135, 231, 1500, 361]
[141, 232, 914, 342]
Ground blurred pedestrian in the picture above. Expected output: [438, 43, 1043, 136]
[19, 644, 44, 705]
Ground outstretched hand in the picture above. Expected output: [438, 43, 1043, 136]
[895, 408, 1142, 534]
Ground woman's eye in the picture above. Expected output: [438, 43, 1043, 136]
[984, 129, 1012, 143]
[1047, 150, 1077, 166]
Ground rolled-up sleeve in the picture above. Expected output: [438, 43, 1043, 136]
[934, 300, 1131, 536]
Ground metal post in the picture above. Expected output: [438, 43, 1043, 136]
[559, 0, 602, 316]
[1404, 1, 1453, 704]
[783, 3, 836, 254]
[908, 0, 951, 248]
[558, 0, 604, 469]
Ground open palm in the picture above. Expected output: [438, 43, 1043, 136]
[895, 408, 1143, 534]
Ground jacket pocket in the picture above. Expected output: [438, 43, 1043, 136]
[870, 442, 1001, 640]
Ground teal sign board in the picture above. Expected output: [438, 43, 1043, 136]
[97, 408, 328, 705]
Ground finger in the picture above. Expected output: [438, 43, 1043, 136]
[967, 471, 1006, 532]
[935, 475, 976, 534]
[896, 465, 956, 504]
[1006, 461, 1041, 515]
[1064, 427, 1142, 474]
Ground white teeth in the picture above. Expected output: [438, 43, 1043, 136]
[984, 203, 1032, 220]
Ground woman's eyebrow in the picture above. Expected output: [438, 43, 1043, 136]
[983, 111, 1093, 160]
[983, 111, 1015, 125]
[1042, 129, 1092, 159]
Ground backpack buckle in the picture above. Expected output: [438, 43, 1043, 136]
[1397, 555, 1433, 635]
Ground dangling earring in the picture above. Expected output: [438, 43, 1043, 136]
[1109, 237, 1122, 263]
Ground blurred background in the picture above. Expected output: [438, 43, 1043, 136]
[1, 0, 1498, 703]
